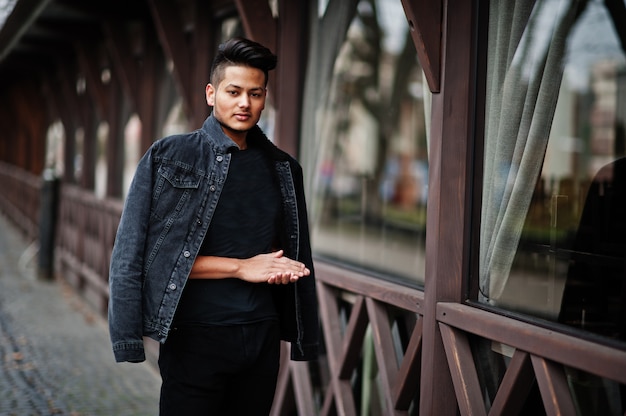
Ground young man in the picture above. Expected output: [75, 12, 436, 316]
[108, 37, 319, 415]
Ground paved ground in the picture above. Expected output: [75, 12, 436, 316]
[0, 214, 161, 416]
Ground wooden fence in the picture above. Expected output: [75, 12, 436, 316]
[1, 163, 625, 415]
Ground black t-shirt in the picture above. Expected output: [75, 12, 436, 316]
[174, 147, 282, 326]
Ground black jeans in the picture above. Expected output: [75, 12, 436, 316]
[158, 320, 280, 416]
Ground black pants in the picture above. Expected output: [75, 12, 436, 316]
[158, 320, 280, 416]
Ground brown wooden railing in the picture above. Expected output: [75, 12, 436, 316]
[274, 262, 626, 415]
[0, 162, 41, 240]
[438, 303, 626, 416]
[55, 184, 123, 316]
[272, 261, 425, 415]
[1, 164, 625, 415]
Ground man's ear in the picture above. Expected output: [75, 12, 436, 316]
[205, 83, 215, 106]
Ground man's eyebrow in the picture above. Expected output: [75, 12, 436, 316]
[224, 83, 264, 91]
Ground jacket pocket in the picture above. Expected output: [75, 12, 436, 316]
[151, 161, 202, 221]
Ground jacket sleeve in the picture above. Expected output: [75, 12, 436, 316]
[108, 145, 155, 363]
[291, 161, 320, 361]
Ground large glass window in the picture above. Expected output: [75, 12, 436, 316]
[479, 0, 626, 341]
[304, 0, 430, 285]
[478, 2, 626, 413]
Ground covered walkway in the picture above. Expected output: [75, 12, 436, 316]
[0, 214, 160, 415]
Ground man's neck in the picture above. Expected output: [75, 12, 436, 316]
[220, 124, 248, 150]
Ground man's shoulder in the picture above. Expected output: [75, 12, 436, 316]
[150, 129, 216, 154]
[146, 130, 222, 172]
[156, 128, 203, 145]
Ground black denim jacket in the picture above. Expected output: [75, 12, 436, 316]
[108, 115, 318, 363]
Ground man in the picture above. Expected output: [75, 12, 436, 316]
[108, 37, 319, 415]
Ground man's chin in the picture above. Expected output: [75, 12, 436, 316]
[219, 121, 251, 134]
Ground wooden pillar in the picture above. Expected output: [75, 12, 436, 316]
[54, 64, 79, 183]
[273, 0, 308, 157]
[233, 0, 276, 99]
[420, 0, 477, 414]
[105, 79, 127, 198]
[80, 109, 98, 190]
[190, 0, 213, 130]
[148, 0, 194, 123]
[75, 42, 108, 191]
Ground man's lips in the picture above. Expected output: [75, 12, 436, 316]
[234, 113, 251, 121]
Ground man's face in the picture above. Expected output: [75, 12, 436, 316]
[205, 65, 267, 144]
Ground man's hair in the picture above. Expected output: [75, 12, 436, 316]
[210, 37, 277, 87]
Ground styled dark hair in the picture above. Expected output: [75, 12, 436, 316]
[210, 37, 277, 87]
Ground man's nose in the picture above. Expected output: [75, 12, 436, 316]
[238, 95, 250, 108]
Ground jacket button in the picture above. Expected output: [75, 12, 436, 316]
[210, 185, 216, 192]
[183, 250, 191, 258]
[216, 155, 224, 162]
[169, 283, 177, 290]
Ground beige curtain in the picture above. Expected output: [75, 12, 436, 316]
[480, 0, 584, 302]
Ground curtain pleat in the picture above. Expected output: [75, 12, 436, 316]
[480, 0, 583, 302]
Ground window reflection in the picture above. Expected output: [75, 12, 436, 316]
[559, 156, 626, 339]
[481, 0, 626, 339]
[480, 2, 626, 413]
[309, 0, 429, 284]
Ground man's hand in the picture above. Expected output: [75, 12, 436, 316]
[189, 250, 310, 284]
[248, 250, 310, 284]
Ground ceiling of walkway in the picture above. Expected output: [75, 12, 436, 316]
[0, 0, 140, 79]
[0, 0, 230, 87]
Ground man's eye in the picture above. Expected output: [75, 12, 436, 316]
[228, 91, 238, 95]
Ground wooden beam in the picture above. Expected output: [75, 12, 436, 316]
[271, 342, 294, 416]
[104, 78, 127, 198]
[489, 350, 536, 416]
[290, 361, 316, 416]
[102, 20, 139, 108]
[437, 302, 626, 385]
[148, 0, 194, 117]
[136, 33, 160, 153]
[315, 261, 424, 313]
[400, 0, 442, 92]
[531, 356, 576, 416]
[317, 281, 358, 416]
[440, 323, 487, 416]
[234, 0, 279, 129]
[419, 0, 476, 414]
[75, 42, 109, 119]
[336, 295, 368, 379]
[273, 0, 308, 156]
[233, 0, 276, 55]
[0, 0, 52, 61]
[393, 317, 423, 409]
[55, 60, 80, 183]
[190, 0, 213, 129]
[80, 111, 97, 191]
[367, 297, 403, 415]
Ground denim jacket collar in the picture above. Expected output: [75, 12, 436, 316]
[201, 114, 240, 153]
[203, 113, 291, 162]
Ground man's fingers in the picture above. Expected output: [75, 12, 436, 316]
[267, 272, 301, 284]
[251, 252, 309, 284]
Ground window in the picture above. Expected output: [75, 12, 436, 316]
[303, 0, 430, 284]
[480, 0, 626, 339]
[478, 2, 626, 413]
[479, 0, 626, 342]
